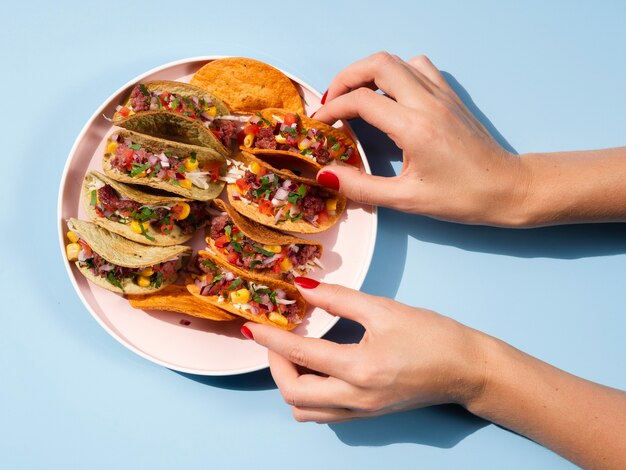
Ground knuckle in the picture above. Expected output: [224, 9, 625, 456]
[291, 407, 308, 422]
[409, 54, 432, 68]
[372, 51, 395, 67]
[286, 345, 308, 368]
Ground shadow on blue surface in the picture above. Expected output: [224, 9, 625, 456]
[330, 405, 488, 448]
[175, 368, 276, 391]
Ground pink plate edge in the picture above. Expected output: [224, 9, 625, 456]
[56, 55, 378, 376]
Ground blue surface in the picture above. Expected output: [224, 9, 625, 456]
[2, 1, 625, 468]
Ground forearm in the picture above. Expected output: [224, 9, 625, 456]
[466, 335, 626, 469]
[515, 147, 626, 227]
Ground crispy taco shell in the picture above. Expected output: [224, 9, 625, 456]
[242, 108, 361, 171]
[112, 80, 231, 155]
[186, 250, 307, 330]
[227, 152, 346, 234]
[68, 218, 191, 295]
[127, 284, 236, 321]
[82, 171, 196, 246]
[208, 199, 322, 280]
[102, 129, 226, 201]
[190, 58, 304, 114]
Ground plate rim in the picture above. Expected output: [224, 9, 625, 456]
[56, 55, 378, 376]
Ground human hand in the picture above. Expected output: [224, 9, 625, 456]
[313, 52, 531, 227]
[241, 278, 487, 423]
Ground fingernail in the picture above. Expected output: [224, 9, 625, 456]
[321, 89, 328, 105]
[310, 111, 317, 119]
[317, 171, 339, 191]
[240, 325, 254, 340]
[294, 277, 320, 289]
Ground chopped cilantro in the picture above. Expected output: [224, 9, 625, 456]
[190, 152, 197, 163]
[249, 260, 262, 269]
[201, 260, 218, 271]
[252, 245, 276, 257]
[106, 272, 123, 290]
[151, 271, 163, 289]
[139, 84, 149, 97]
[226, 278, 243, 291]
[130, 163, 151, 177]
[331, 143, 341, 152]
[287, 184, 307, 204]
[256, 112, 272, 126]
[230, 241, 243, 253]
[129, 143, 142, 150]
[224, 224, 232, 238]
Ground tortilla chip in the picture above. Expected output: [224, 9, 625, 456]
[102, 130, 226, 201]
[242, 108, 361, 171]
[127, 284, 236, 321]
[191, 58, 304, 114]
[82, 171, 196, 246]
[186, 250, 307, 330]
[112, 80, 231, 155]
[227, 152, 346, 234]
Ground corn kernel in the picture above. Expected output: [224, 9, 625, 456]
[67, 231, 79, 243]
[298, 137, 312, 151]
[66, 243, 81, 261]
[243, 134, 255, 148]
[179, 179, 192, 189]
[326, 198, 338, 211]
[135, 171, 146, 178]
[136, 275, 151, 287]
[263, 245, 282, 254]
[275, 134, 287, 144]
[106, 141, 118, 154]
[249, 161, 261, 175]
[230, 288, 250, 304]
[207, 106, 217, 116]
[279, 257, 294, 272]
[268, 311, 288, 327]
[184, 157, 199, 171]
[140, 267, 154, 277]
[130, 220, 145, 234]
[175, 202, 191, 220]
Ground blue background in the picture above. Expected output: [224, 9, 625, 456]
[2, 1, 625, 468]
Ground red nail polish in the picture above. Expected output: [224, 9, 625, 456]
[294, 277, 320, 289]
[317, 171, 339, 191]
[310, 111, 317, 119]
[321, 90, 328, 105]
[240, 325, 254, 340]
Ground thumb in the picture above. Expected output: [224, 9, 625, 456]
[317, 165, 405, 208]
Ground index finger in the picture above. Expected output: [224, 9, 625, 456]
[245, 322, 358, 380]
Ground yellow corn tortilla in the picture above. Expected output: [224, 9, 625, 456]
[207, 199, 322, 281]
[68, 218, 191, 295]
[82, 171, 197, 246]
[127, 284, 236, 321]
[242, 108, 361, 171]
[227, 152, 346, 234]
[102, 129, 226, 201]
[186, 250, 307, 330]
[112, 80, 232, 155]
[190, 58, 304, 114]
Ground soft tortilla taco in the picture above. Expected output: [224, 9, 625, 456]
[65, 218, 191, 295]
[224, 152, 346, 234]
[127, 284, 236, 322]
[112, 80, 237, 155]
[187, 250, 307, 330]
[190, 57, 304, 114]
[102, 129, 226, 201]
[240, 108, 361, 170]
[207, 199, 323, 282]
[82, 171, 215, 246]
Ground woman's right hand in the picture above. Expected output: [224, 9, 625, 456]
[313, 52, 531, 227]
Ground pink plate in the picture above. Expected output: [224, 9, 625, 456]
[57, 56, 377, 375]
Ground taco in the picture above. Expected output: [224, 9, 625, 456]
[65, 218, 191, 295]
[102, 129, 225, 201]
[190, 57, 304, 114]
[127, 284, 236, 322]
[207, 199, 322, 282]
[187, 250, 307, 330]
[112, 80, 237, 155]
[240, 108, 361, 170]
[224, 152, 346, 234]
[82, 171, 216, 246]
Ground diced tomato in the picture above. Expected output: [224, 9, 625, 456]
[329, 143, 345, 159]
[170, 204, 183, 219]
[243, 124, 260, 135]
[159, 222, 174, 234]
[95, 207, 104, 217]
[273, 260, 282, 274]
[235, 178, 250, 194]
[317, 209, 329, 226]
[78, 239, 92, 257]
[284, 113, 298, 126]
[258, 198, 273, 216]
[227, 250, 240, 265]
[236, 129, 246, 145]
[231, 226, 240, 236]
[199, 161, 221, 182]
[344, 148, 361, 166]
[214, 234, 230, 248]
[118, 106, 131, 118]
